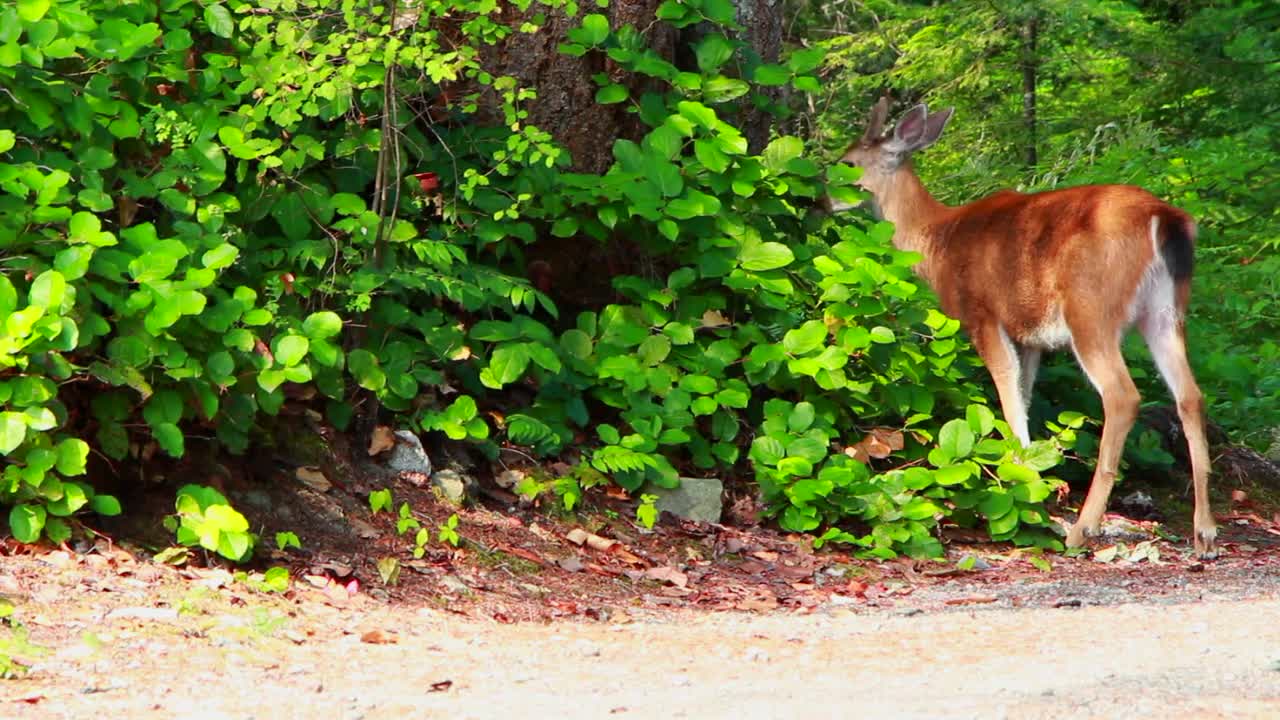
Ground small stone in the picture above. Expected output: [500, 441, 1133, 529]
[239, 489, 273, 512]
[431, 469, 471, 505]
[385, 431, 432, 475]
[642, 477, 723, 523]
[557, 555, 585, 573]
[439, 575, 470, 595]
[496, 469, 525, 489]
[295, 466, 332, 492]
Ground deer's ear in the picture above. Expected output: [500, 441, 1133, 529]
[895, 104, 929, 144]
[919, 107, 954, 148]
[886, 104, 929, 153]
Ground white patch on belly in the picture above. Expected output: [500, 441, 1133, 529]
[1020, 306, 1072, 350]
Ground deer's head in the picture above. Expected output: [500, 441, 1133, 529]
[828, 98, 955, 216]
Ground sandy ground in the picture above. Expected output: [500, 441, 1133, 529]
[5, 557, 1280, 720]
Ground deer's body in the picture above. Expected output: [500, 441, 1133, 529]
[834, 99, 1216, 557]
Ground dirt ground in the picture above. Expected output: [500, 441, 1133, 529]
[4, 433, 1280, 719]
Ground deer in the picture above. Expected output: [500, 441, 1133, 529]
[827, 97, 1217, 559]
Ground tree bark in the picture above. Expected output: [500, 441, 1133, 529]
[480, 0, 784, 172]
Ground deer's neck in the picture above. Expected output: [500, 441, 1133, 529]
[879, 165, 950, 285]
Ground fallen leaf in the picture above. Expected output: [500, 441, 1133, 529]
[844, 444, 870, 463]
[367, 426, 396, 456]
[349, 518, 379, 539]
[429, 680, 453, 693]
[1231, 489, 1248, 504]
[701, 309, 730, 327]
[567, 528, 619, 552]
[360, 629, 398, 645]
[751, 550, 779, 563]
[644, 566, 689, 588]
[1093, 545, 1119, 563]
[295, 466, 332, 492]
[376, 557, 400, 586]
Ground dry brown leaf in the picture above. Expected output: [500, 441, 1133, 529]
[360, 629, 399, 645]
[751, 550, 779, 563]
[566, 528, 618, 552]
[844, 444, 871, 463]
[871, 427, 905, 451]
[367, 426, 396, 456]
[295, 466, 332, 492]
[644, 566, 689, 588]
[701, 309, 730, 327]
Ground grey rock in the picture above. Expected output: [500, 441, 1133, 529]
[643, 477, 723, 523]
[239, 489, 273, 513]
[431, 469, 471, 505]
[385, 430, 431, 475]
[1118, 490, 1155, 511]
[959, 554, 992, 571]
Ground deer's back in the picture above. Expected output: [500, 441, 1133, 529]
[924, 184, 1188, 347]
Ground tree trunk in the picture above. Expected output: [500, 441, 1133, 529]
[734, 0, 785, 153]
[1021, 17, 1038, 170]
[481, 0, 784, 172]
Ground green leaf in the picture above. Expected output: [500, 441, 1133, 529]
[17, 0, 51, 22]
[90, 494, 123, 516]
[666, 190, 721, 219]
[154, 422, 185, 457]
[301, 311, 343, 339]
[739, 242, 795, 271]
[560, 329, 593, 359]
[29, 270, 66, 309]
[695, 33, 736, 73]
[702, 76, 749, 103]
[0, 412, 26, 455]
[783, 320, 827, 355]
[579, 13, 609, 44]
[788, 402, 816, 432]
[595, 83, 628, 104]
[348, 349, 385, 391]
[786, 47, 826, 74]
[55, 439, 89, 476]
[204, 4, 234, 38]
[762, 136, 804, 173]
[966, 404, 996, 436]
[486, 344, 531, 387]
[202, 244, 239, 270]
[0, 129, 14, 154]
[273, 335, 309, 367]
[9, 504, 46, 543]
[752, 64, 791, 85]
[939, 419, 975, 459]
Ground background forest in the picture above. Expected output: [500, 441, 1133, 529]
[0, 0, 1275, 561]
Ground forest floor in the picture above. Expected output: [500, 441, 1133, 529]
[4, 429, 1280, 719]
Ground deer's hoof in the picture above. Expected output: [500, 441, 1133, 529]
[1194, 524, 1219, 561]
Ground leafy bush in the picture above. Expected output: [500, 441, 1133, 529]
[0, 0, 1071, 558]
